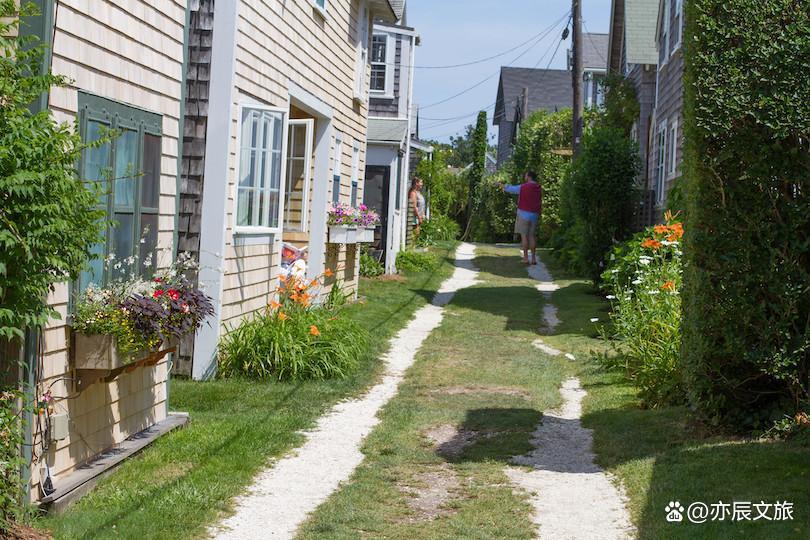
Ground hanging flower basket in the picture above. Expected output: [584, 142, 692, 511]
[327, 203, 380, 244]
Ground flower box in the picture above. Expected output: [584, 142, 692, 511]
[72, 333, 176, 390]
[357, 227, 375, 243]
[328, 225, 357, 244]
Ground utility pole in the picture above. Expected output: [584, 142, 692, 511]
[572, 0, 584, 155]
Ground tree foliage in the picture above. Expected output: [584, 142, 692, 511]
[461, 111, 489, 240]
[601, 73, 640, 136]
[0, 2, 106, 341]
[681, 0, 810, 427]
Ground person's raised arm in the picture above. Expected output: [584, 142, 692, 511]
[502, 183, 521, 195]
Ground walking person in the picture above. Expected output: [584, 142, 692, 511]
[500, 171, 542, 265]
[408, 177, 426, 237]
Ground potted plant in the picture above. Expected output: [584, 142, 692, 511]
[71, 254, 215, 376]
[357, 204, 380, 243]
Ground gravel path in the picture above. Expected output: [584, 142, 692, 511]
[505, 258, 635, 540]
[211, 243, 479, 540]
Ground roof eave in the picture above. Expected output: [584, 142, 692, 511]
[369, 0, 398, 23]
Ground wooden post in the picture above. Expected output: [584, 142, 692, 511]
[572, 0, 584, 155]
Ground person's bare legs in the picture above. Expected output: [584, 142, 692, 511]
[521, 234, 529, 263]
[529, 233, 537, 264]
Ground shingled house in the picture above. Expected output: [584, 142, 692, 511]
[493, 33, 608, 168]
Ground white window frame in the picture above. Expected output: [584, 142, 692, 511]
[354, 1, 370, 102]
[332, 131, 343, 204]
[630, 120, 639, 143]
[370, 32, 395, 98]
[312, 0, 327, 18]
[673, 0, 683, 53]
[234, 103, 288, 235]
[284, 118, 314, 232]
[656, 119, 668, 203]
[668, 117, 678, 179]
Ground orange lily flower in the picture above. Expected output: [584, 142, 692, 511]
[324, 268, 334, 278]
[669, 222, 684, 238]
[269, 300, 281, 310]
[309, 325, 320, 336]
[278, 312, 289, 321]
[641, 238, 662, 250]
[653, 224, 670, 235]
[661, 281, 676, 291]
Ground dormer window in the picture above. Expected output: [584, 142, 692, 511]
[370, 33, 394, 97]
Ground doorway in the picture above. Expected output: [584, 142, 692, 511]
[364, 165, 390, 261]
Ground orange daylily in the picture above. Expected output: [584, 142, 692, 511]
[324, 268, 334, 278]
[278, 274, 287, 283]
[641, 238, 662, 250]
[669, 222, 684, 239]
[269, 300, 281, 310]
[661, 281, 676, 291]
[310, 279, 319, 288]
[278, 312, 289, 321]
[309, 325, 320, 336]
[653, 224, 670, 235]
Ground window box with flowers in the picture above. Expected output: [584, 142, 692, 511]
[327, 203, 380, 244]
[70, 256, 215, 389]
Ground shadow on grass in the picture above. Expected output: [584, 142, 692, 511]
[435, 408, 542, 464]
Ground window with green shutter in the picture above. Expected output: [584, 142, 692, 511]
[77, 92, 163, 290]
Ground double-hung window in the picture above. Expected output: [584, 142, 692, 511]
[77, 92, 163, 290]
[284, 119, 314, 231]
[673, 0, 683, 52]
[332, 132, 343, 204]
[312, 0, 327, 17]
[370, 33, 394, 96]
[668, 118, 679, 178]
[659, 1, 670, 65]
[236, 106, 286, 233]
[656, 120, 668, 203]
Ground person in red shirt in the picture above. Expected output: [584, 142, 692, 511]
[500, 171, 542, 265]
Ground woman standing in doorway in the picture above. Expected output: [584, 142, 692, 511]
[409, 177, 426, 237]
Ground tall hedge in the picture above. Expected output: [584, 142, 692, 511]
[682, 0, 810, 426]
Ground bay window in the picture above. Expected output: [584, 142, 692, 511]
[236, 106, 286, 233]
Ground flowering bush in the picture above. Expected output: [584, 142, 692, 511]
[218, 268, 368, 381]
[599, 213, 684, 406]
[327, 203, 380, 228]
[72, 255, 214, 356]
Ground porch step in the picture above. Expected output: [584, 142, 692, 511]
[38, 413, 190, 514]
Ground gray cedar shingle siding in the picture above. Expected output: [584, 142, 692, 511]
[583, 33, 609, 70]
[494, 67, 573, 167]
[651, 0, 683, 211]
[176, 0, 215, 375]
[625, 0, 659, 65]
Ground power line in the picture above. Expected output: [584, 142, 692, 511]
[418, 10, 570, 111]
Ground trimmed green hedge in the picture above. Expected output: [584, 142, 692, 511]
[682, 0, 810, 427]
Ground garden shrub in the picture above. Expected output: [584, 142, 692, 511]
[396, 250, 437, 273]
[414, 149, 468, 228]
[470, 172, 517, 243]
[359, 247, 384, 277]
[508, 109, 572, 240]
[682, 0, 810, 427]
[569, 126, 640, 283]
[218, 273, 368, 381]
[415, 214, 460, 247]
[600, 215, 685, 406]
[1, 386, 23, 533]
[0, 4, 106, 340]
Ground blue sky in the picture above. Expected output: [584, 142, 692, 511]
[406, 0, 612, 143]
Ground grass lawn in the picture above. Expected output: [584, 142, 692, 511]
[35, 243, 458, 540]
[542, 251, 810, 540]
[297, 244, 573, 539]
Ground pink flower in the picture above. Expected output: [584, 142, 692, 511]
[181, 303, 190, 313]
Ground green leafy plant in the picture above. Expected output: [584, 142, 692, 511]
[218, 270, 368, 381]
[599, 215, 685, 406]
[396, 250, 437, 274]
[0, 2, 107, 341]
[359, 248, 384, 278]
[461, 111, 489, 240]
[681, 0, 810, 428]
[0, 387, 23, 533]
[415, 214, 460, 247]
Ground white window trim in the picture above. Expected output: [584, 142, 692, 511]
[354, 1, 370, 103]
[312, 0, 327, 19]
[656, 119, 668, 203]
[233, 103, 289, 236]
[332, 131, 343, 203]
[370, 32, 395, 99]
[285, 118, 314, 233]
[659, 1, 670, 68]
[667, 117, 679, 179]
